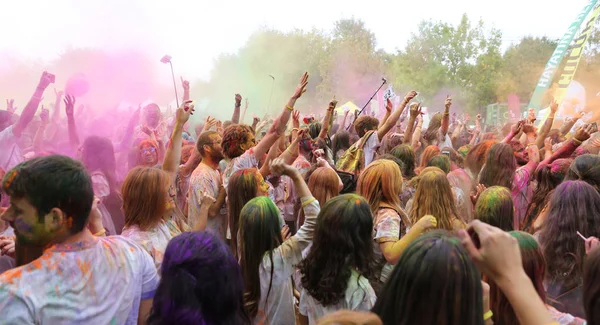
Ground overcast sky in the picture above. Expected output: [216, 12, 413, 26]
[0, 0, 591, 81]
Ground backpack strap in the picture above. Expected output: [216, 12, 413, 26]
[357, 130, 376, 149]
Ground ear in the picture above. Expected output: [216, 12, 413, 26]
[44, 208, 66, 233]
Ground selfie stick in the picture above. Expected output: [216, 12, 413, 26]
[161, 55, 180, 108]
[347, 78, 387, 130]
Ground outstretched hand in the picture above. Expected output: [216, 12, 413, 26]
[574, 123, 594, 143]
[270, 158, 295, 177]
[5, 99, 15, 114]
[291, 72, 309, 100]
[176, 100, 195, 124]
[64, 95, 76, 117]
[180, 77, 190, 90]
[445, 95, 452, 109]
[40, 108, 50, 124]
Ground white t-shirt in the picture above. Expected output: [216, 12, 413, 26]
[0, 126, 23, 171]
[122, 218, 183, 272]
[362, 133, 380, 168]
[188, 163, 227, 239]
[0, 236, 159, 325]
[299, 269, 376, 325]
[222, 148, 259, 191]
[253, 198, 320, 325]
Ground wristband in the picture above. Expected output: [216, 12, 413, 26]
[483, 310, 493, 321]
[93, 229, 106, 237]
[286, 105, 294, 111]
[572, 137, 582, 145]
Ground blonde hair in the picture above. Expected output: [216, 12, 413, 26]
[122, 167, 171, 231]
[357, 159, 404, 216]
[409, 168, 462, 230]
[307, 167, 340, 206]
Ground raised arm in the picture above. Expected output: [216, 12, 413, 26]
[379, 98, 392, 129]
[180, 77, 190, 103]
[32, 108, 49, 154]
[64, 95, 81, 153]
[411, 115, 424, 150]
[502, 120, 524, 144]
[560, 114, 581, 136]
[253, 72, 308, 161]
[231, 94, 242, 124]
[440, 96, 451, 136]
[163, 101, 194, 178]
[115, 107, 141, 153]
[13, 72, 53, 137]
[259, 136, 285, 177]
[403, 102, 420, 145]
[535, 100, 558, 148]
[51, 88, 63, 123]
[240, 98, 248, 124]
[377, 90, 417, 141]
[318, 98, 337, 140]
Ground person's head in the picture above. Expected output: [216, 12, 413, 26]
[227, 168, 270, 257]
[222, 124, 256, 159]
[465, 140, 495, 179]
[584, 245, 600, 324]
[332, 131, 350, 159]
[522, 158, 572, 232]
[357, 159, 403, 214]
[509, 140, 529, 165]
[474, 186, 514, 231]
[238, 196, 283, 318]
[409, 168, 460, 230]
[479, 143, 516, 189]
[148, 231, 250, 325]
[448, 168, 474, 222]
[482, 132, 498, 142]
[372, 230, 483, 325]
[196, 131, 224, 163]
[2, 155, 94, 245]
[427, 154, 450, 174]
[306, 167, 340, 206]
[417, 145, 441, 171]
[565, 154, 600, 191]
[299, 194, 374, 306]
[423, 113, 443, 145]
[122, 167, 174, 231]
[138, 139, 159, 167]
[354, 116, 379, 138]
[81, 136, 117, 190]
[390, 144, 416, 180]
[457, 145, 471, 159]
[180, 145, 194, 164]
[143, 103, 161, 128]
[442, 147, 464, 170]
[307, 122, 322, 140]
[540, 180, 600, 287]
[489, 231, 545, 325]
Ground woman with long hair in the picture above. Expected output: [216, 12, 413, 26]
[122, 103, 194, 271]
[464, 140, 495, 184]
[539, 180, 600, 317]
[298, 194, 376, 324]
[448, 168, 474, 223]
[357, 159, 436, 284]
[489, 231, 584, 325]
[415, 145, 440, 175]
[148, 231, 251, 325]
[332, 131, 351, 165]
[299, 165, 341, 228]
[372, 231, 483, 325]
[227, 168, 271, 258]
[80, 136, 121, 235]
[390, 144, 417, 181]
[479, 142, 538, 226]
[475, 186, 515, 231]
[522, 159, 571, 233]
[565, 154, 600, 190]
[238, 159, 319, 324]
[408, 168, 464, 231]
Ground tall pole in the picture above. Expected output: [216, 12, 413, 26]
[169, 61, 180, 108]
[346, 78, 387, 130]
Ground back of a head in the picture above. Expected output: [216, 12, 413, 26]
[391, 144, 416, 179]
[357, 159, 403, 213]
[2, 155, 94, 237]
[299, 194, 374, 306]
[566, 154, 600, 191]
[149, 232, 250, 325]
[427, 154, 450, 174]
[307, 167, 340, 206]
[332, 131, 350, 154]
[372, 231, 483, 325]
[418, 145, 441, 169]
[584, 246, 600, 325]
[238, 196, 283, 318]
[122, 166, 170, 231]
[410, 168, 459, 230]
[465, 140, 495, 177]
[479, 143, 516, 189]
[474, 186, 514, 231]
[490, 231, 546, 325]
[540, 180, 600, 285]
[222, 124, 254, 159]
[227, 168, 262, 258]
[308, 122, 322, 140]
[354, 116, 379, 138]
[82, 136, 116, 173]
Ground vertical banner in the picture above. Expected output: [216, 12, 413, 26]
[555, 2, 600, 102]
[527, 0, 598, 111]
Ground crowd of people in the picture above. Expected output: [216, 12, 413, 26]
[0, 70, 599, 325]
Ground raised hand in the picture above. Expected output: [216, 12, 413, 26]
[292, 110, 300, 128]
[53, 88, 64, 99]
[38, 71, 55, 90]
[476, 113, 482, 121]
[40, 108, 50, 125]
[5, 99, 15, 114]
[574, 123, 594, 142]
[409, 103, 423, 118]
[176, 100, 195, 124]
[404, 90, 418, 103]
[270, 158, 295, 177]
[544, 138, 553, 152]
[204, 116, 218, 131]
[180, 77, 190, 90]
[216, 120, 223, 134]
[281, 224, 291, 241]
[385, 98, 393, 113]
[235, 94, 242, 107]
[291, 72, 309, 100]
[510, 120, 524, 135]
[445, 95, 452, 109]
[550, 99, 559, 114]
[329, 97, 338, 110]
[199, 191, 216, 206]
[63, 95, 76, 117]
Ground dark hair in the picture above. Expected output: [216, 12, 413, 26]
[539, 180, 600, 288]
[565, 154, 600, 191]
[427, 154, 450, 174]
[372, 231, 483, 325]
[196, 131, 219, 157]
[354, 116, 379, 138]
[299, 194, 375, 306]
[332, 131, 351, 164]
[238, 196, 283, 319]
[584, 246, 600, 324]
[307, 122, 322, 140]
[475, 186, 515, 231]
[2, 155, 94, 234]
[423, 113, 442, 144]
[227, 168, 262, 258]
[522, 159, 571, 232]
[148, 232, 250, 325]
[479, 143, 515, 189]
[222, 124, 254, 159]
[390, 145, 416, 180]
[465, 140, 495, 179]
[490, 231, 546, 325]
